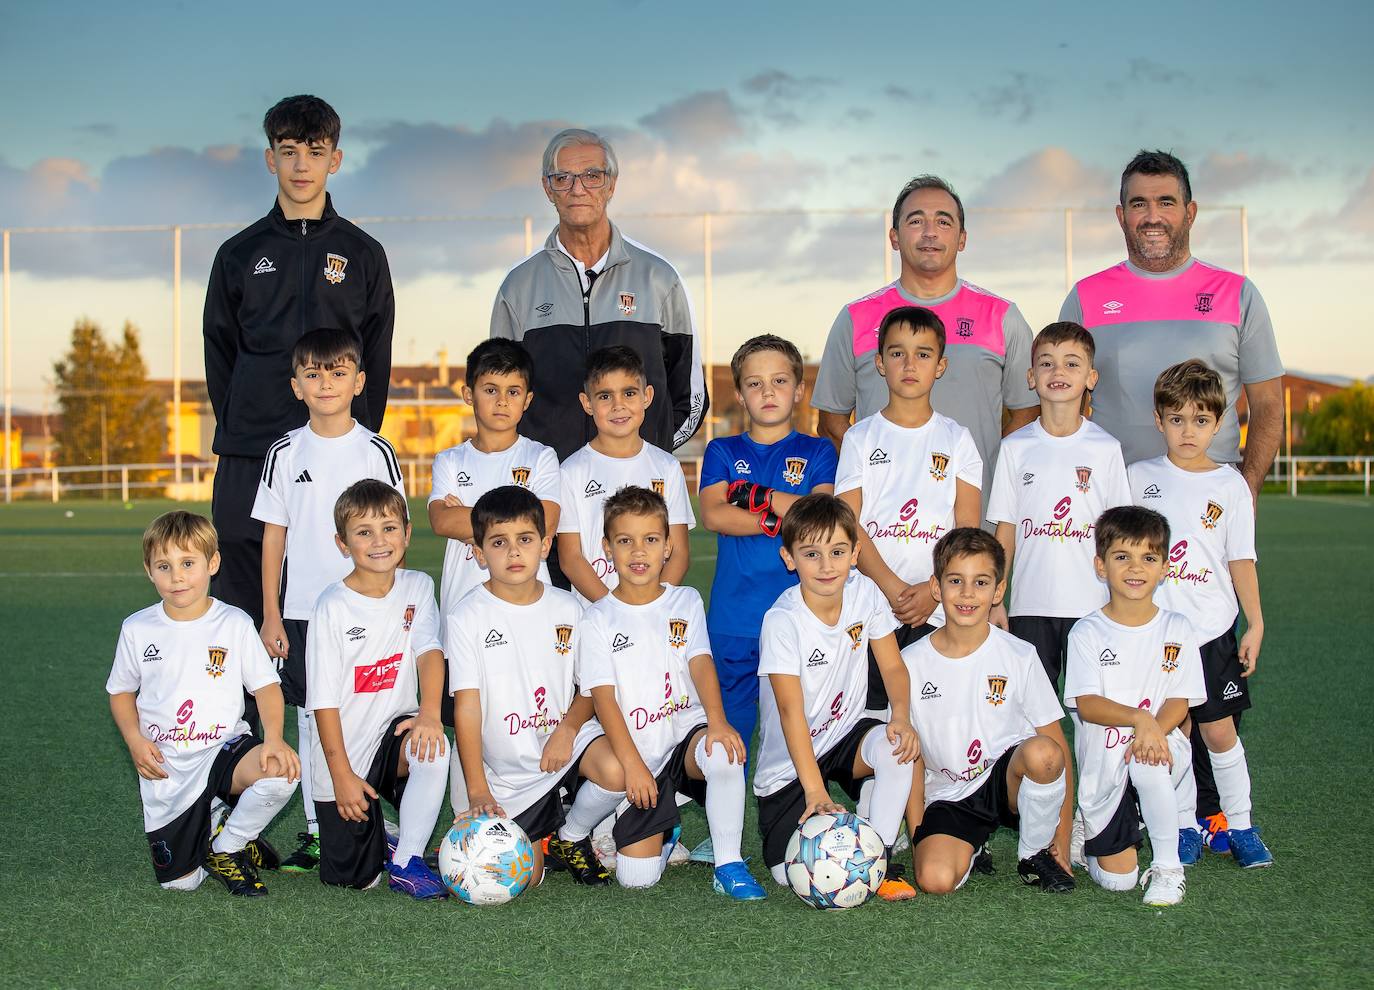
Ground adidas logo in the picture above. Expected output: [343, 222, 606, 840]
[294, 470, 313, 484]
[142, 644, 162, 663]
[1222, 680, 1242, 700]
[868, 448, 890, 465]
[455, 471, 472, 485]
[612, 633, 632, 652]
[1099, 649, 1119, 666]
[805, 648, 827, 668]
[585, 480, 605, 496]
[252, 257, 276, 275]
[347, 626, 366, 641]
[921, 681, 938, 697]
[488, 822, 510, 836]
[1143, 484, 1162, 499]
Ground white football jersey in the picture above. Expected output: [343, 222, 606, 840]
[1128, 456, 1256, 642]
[106, 599, 280, 830]
[252, 422, 406, 620]
[577, 585, 710, 774]
[556, 442, 696, 605]
[986, 419, 1131, 618]
[305, 570, 443, 800]
[835, 411, 982, 627]
[902, 625, 1063, 806]
[428, 436, 561, 617]
[1064, 608, 1206, 840]
[446, 584, 601, 816]
[754, 573, 900, 798]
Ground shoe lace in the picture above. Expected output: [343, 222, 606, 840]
[1202, 811, 1229, 834]
[210, 852, 246, 882]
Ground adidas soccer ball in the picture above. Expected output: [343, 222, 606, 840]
[438, 815, 535, 905]
[784, 811, 888, 910]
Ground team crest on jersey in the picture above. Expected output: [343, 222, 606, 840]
[1195, 292, 1214, 314]
[618, 291, 636, 316]
[783, 457, 808, 486]
[323, 253, 348, 285]
[956, 317, 974, 338]
[650, 478, 665, 497]
[1201, 500, 1224, 530]
[511, 466, 531, 487]
[1075, 466, 1092, 493]
[1162, 642, 1181, 673]
[845, 622, 864, 650]
[985, 674, 1008, 706]
[205, 646, 227, 679]
[930, 452, 950, 481]
[668, 618, 689, 649]
[554, 624, 573, 656]
[403, 605, 415, 632]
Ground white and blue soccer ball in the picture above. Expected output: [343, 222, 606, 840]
[438, 815, 535, 905]
[784, 811, 888, 910]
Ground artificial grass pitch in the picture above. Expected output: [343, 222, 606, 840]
[1, 496, 1371, 989]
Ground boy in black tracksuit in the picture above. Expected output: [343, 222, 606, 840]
[203, 95, 394, 631]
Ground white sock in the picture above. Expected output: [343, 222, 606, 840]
[1129, 760, 1182, 871]
[212, 776, 297, 853]
[615, 853, 663, 889]
[160, 867, 206, 892]
[694, 736, 746, 866]
[448, 746, 469, 819]
[394, 748, 450, 864]
[770, 863, 788, 886]
[1016, 769, 1066, 860]
[856, 777, 875, 821]
[296, 708, 318, 834]
[1209, 738, 1253, 830]
[591, 811, 616, 845]
[1086, 856, 1138, 891]
[559, 781, 624, 843]
[860, 727, 913, 848]
[1170, 730, 1198, 828]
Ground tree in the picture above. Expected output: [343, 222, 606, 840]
[53, 319, 162, 468]
[1299, 382, 1374, 456]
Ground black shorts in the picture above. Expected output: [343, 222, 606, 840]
[439, 662, 455, 728]
[757, 717, 884, 868]
[144, 733, 260, 884]
[867, 623, 933, 710]
[512, 758, 588, 844]
[315, 714, 412, 889]
[1008, 615, 1078, 690]
[1083, 779, 1144, 860]
[612, 725, 710, 850]
[281, 619, 309, 708]
[914, 747, 1019, 850]
[1192, 628, 1251, 722]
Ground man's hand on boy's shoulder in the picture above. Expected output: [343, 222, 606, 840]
[397, 713, 448, 763]
[126, 737, 169, 780]
[539, 723, 576, 773]
[258, 737, 300, 783]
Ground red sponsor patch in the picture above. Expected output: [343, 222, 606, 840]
[354, 652, 403, 694]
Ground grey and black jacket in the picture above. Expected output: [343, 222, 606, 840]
[490, 223, 708, 461]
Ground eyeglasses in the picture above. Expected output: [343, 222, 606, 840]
[545, 168, 610, 192]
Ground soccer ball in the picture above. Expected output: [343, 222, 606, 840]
[438, 815, 535, 905]
[784, 811, 888, 910]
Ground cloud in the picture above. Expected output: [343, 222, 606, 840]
[637, 91, 747, 147]
[1126, 58, 1191, 85]
[883, 85, 914, 101]
[1193, 152, 1293, 198]
[74, 123, 118, 138]
[1335, 167, 1374, 236]
[741, 70, 834, 101]
[974, 71, 1041, 123]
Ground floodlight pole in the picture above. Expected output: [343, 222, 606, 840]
[172, 225, 182, 485]
[3, 228, 10, 503]
[523, 217, 533, 257]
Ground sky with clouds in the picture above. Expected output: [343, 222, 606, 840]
[2, 0, 1371, 409]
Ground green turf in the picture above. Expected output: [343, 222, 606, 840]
[2, 496, 1372, 989]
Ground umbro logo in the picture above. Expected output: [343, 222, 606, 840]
[585, 480, 605, 497]
[142, 644, 162, 663]
[1099, 649, 1120, 666]
[921, 681, 939, 698]
[347, 626, 366, 641]
[733, 459, 751, 474]
[455, 471, 472, 486]
[294, 470, 313, 484]
[535, 302, 554, 317]
[805, 648, 827, 668]
[1143, 484, 1162, 499]
[1222, 680, 1242, 700]
[1102, 300, 1124, 315]
[868, 448, 890, 465]
[612, 633, 632, 652]
[485, 629, 507, 648]
[252, 257, 276, 275]
[1022, 472, 1035, 486]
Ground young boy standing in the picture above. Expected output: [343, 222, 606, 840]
[1065, 506, 1206, 906]
[1129, 360, 1272, 867]
[986, 322, 1131, 688]
[903, 528, 1076, 895]
[754, 495, 921, 901]
[306, 482, 450, 899]
[448, 486, 625, 887]
[699, 334, 837, 755]
[108, 512, 299, 896]
[252, 328, 406, 872]
[578, 487, 766, 898]
[557, 347, 694, 605]
[836, 306, 982, 710]
[203, 95, 393, 631]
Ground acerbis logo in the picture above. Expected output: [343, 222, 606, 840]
[868, 448, 890, 465]
[455, 471, 472, 486]
[252, 257, 276, 275]
[733, 458, 751, 474]
[921, 681, 940, 699]
[585, 480, 605, 497]
[612, 632, 632, 652]
[1222, 680, 1242, 700]
[142, 644, 162, 663]
[1143, 484, 1162, 499]
[1099, 649, 1119, 666]
[485, 629, 507, 648]
[805, 648, 828, 668]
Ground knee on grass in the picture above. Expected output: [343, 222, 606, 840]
[1087, 857, 1138, 892]
[915, 859, 966, 896]
[160, 868, 206, 892]
[615, 854, 664, 889]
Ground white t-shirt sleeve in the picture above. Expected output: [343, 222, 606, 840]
[1226, 480, 1258, 562]
[1170, 621, 1208, 707]
[239, 622, 282, 693]
[834, 428, 864, 497]
[250, 459, 289, 526]
[106, 621, 142, 695]
[305, 598, 345, 711]
[446, 609, 481, 693]
[576, 609, 614, 694]
[865, 582, 901, 641]
[1018, 645, 1065, 727]
[428, 449, 458, 505]
[409, 577, 443, 656]
[687, 593, 711, 659]
[557, 470, 580, 534]
[532, 447, 562, 507]
[985, 442, 1018, 525]
[953, 426, 983, 490]
[372, 436, 407, 498]
[1104, 444, 1132, 510]
[666, 464, 696, 529]
[1061, 622, 1100, 709]
[758, 611, 802, 678]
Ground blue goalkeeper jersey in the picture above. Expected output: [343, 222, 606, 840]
[701, 431, 838, 638]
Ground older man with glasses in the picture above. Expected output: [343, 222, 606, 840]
[490, 127, 709, 462]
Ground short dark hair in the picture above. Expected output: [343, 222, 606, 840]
[263, 95, 341, 148]
[602, 485, 669, 535]
[292, 328, 361, 372]
[1094, 505, 1170, 559]
[1120, 149, 1192, 206]
[932, 527, 1006, 584]
[730, 334, 804, 390]
[471, 485, 545, 545]
[779, 493, 859, 550]
[879, 305, 946, 359]
[584, 345, 646, 391]
[334, 479, 408, 536]
[1032, 322, 1096, 364]
[465, 338, 533, 390]
[892, 174, 965, 232]
[1154, 359, 1226, 419]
